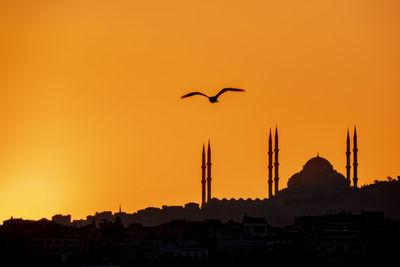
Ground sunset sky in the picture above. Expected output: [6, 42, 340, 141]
[0, 0, 399, 222]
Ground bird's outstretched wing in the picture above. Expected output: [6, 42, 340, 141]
[215, 88, 245, 98]
[181, 92, 209, 99]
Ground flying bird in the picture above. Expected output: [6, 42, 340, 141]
[181, 88, 245, 103]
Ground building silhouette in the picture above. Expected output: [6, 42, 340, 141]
[201, 144, 206, 207]
[346, 129, 351, 184]
[266, 127, 280, 199]
[201, 140, 212, 207]
[274, 126, 279, 196]
[1, 211, 399, 266]
[267, 129, 273, 198]
[207, 140, 212, 201]
[353, 126, 358, 188]
[268, 126, 359, 198]
[283, 155, 350, 199]
[345, 127, 359, 188]
[200, 127, 361, 201]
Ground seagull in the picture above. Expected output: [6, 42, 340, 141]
[181, 88, 245, 103]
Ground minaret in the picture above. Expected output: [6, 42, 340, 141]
[201, 143, 206, 206]
[346, 129, 351, 186]
[274, 126, 279, 195]
[207, 140, 212, 201]
[119, 205, 121, 213]
[268, 129, 273, 198]
[353, 126, 358, 188]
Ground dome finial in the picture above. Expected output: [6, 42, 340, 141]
[317, 152, 319, 157]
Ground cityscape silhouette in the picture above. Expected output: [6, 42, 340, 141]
[1, 127, 400, 266]
[1, 0, 399, 266]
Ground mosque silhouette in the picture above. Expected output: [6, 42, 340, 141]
[194, 125, 399, 227]
[201, 126, 359, 206]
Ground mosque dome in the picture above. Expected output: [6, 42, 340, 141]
[303, 156, 333, 173]
[287, 155, 349, 194]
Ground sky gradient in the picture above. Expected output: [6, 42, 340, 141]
[0, 0, 399, 222]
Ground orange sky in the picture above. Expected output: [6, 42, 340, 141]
[0, 0, 399, 222]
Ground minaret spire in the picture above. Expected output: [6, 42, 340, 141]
[207, 140, 212, 201]
[268, 129, 273, 198]
[346, 129, 351, 186]
[353, 126, 358, 188]
[274, 126, 279, 195]
[201, 143, 206, 207]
